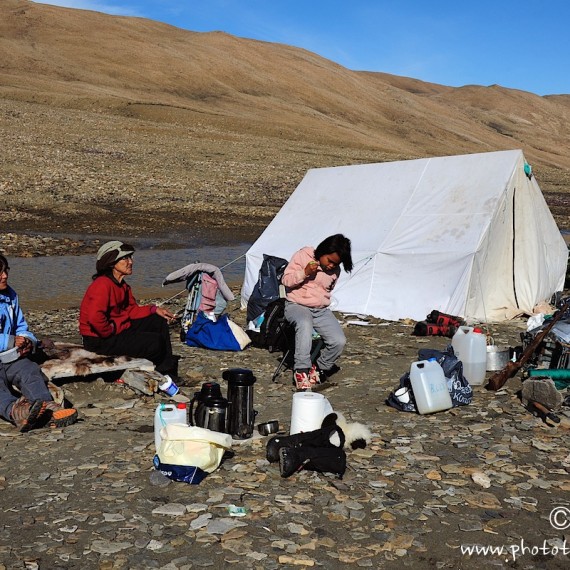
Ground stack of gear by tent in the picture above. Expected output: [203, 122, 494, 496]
[412, 310, 465, 338]
[162, 262, 250, 351]
[486, 296, 570, 423]
[522, 300, 570, 383]
[162, 262, 235, 336]
[518, 297, 570, 420]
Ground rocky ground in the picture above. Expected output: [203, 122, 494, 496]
[1, 96, 569, 569]
[0, 293, 568, 570]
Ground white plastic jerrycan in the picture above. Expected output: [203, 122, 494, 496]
[451, 326, 487, 386]
[410, 358, 453, 415]
[154, 402, 188, 452]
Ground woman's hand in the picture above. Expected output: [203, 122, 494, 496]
[304, 260, 319, 277]
[15, 335, 33, 356]
[155, 306, 177, 323]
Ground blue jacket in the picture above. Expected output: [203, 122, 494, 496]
[0, 286, 37, 352]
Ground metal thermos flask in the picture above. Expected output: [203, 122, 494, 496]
[189, 382, 228, 433]
[222, 368, 257, 439]
[200, 396, 229, 433]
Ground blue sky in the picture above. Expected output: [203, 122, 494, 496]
[33, 1, 569, 96]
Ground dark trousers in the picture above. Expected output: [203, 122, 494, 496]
[83, 314, 178, 375]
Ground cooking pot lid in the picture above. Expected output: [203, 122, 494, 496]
[197, 382, 223, 399]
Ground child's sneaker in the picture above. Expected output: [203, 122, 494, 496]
[308, 364, 320, 386]
[293, 370, 312, 391]
[9, 397, 48, 432]
[44, 401, 78, 428]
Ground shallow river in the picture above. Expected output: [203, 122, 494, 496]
[9, 243, 251, 311]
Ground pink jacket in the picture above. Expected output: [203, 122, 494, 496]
[282, 246, 340, 308]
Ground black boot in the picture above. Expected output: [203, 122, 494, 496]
[279, 446, 347, 479]
[266, 420, 345, 463]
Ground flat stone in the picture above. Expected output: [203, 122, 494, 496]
[206, 518, 248, 535]
[151, 503, 187, 516]
[90, 540, 133, 555]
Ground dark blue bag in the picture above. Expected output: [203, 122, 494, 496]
[418, 345, 473, 407]
[153, 455, 208, 484]
[387, 345, 472, 412]
[185, 313, 241, 351]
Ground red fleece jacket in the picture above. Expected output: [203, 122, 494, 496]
[79, 275, 154, 338]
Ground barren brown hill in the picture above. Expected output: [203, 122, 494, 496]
[1, 0, 569, 240]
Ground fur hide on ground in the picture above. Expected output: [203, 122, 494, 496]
[325, 412, 372, 450]
[40, 343, 154, 380]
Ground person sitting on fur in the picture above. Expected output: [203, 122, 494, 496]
[282, 234, 353, 391]
[79, 241, 180, 378]
[0, 254, 78, 432]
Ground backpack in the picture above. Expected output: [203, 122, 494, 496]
[246, 255, 288, 323]
[247, 298, 290, 353]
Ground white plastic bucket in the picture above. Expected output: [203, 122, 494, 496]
[409, 359, 452, 415]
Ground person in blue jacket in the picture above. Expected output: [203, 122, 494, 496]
[0, 254, 78, 432]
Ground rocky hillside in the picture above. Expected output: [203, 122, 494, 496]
[1, 0, 569, 237]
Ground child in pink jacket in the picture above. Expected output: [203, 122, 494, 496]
[282, 234, 353, 391]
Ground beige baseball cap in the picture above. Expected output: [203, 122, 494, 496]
[95, 241, 136, 273]
[96, 240, 135, 262]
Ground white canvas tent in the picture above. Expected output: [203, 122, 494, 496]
[241, 150, 568, 322]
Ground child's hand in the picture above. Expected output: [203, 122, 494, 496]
[15, 336, 32, 356]
[304, 260, 319, 277]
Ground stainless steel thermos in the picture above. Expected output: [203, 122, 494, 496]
[189, 371, 257, 438]
[222, 368, 257, 439]
[189, 382, 229, 433]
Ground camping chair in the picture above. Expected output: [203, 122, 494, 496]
[162, 262, 236, 341]
[246, 254, 324, 382]
[254, 297, 323, 382]
[271, 322, 324, 382]
[179, 271, 204, 337]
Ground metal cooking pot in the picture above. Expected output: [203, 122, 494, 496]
[257, 420, 279, 436]
[486, 345, 510, 371]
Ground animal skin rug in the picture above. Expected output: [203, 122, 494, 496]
[40, 342, 154, 380]
[326, 412, 372, 450]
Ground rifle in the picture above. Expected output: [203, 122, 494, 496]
[486, 298, 570, 391]
[528, 400, 560, 424]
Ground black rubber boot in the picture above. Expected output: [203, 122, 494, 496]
[266, 418, 345, 463]
[279, 446, 347, 479]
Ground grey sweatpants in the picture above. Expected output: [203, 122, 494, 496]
[284, 301, 346, 371]
[0, 358, 53, 422]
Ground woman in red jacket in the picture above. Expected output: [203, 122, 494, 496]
[79, 241, 179, 377]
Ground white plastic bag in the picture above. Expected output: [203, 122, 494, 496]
[526, 313, 545, 332]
